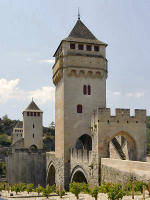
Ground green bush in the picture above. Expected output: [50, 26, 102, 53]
[107, 184, 126, 200]
[134, 181, 148, 193]
[99, 182, 112, 193]
[42, 185, 55, 198]
[56, 188, 66, 198]
[26, 184, 34, 194]
[11, 184, 20, 194]
[89, 185, 99, 200]
[69, 182, 83, 199]
[35, 184, 43, 195]
[19, 183, 26, 192]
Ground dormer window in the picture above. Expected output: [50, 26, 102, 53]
[78, 44, 84, 50]
[70, 43, 75, 49]
[94, 45, 99, 52]
[86, 45, 92, 51]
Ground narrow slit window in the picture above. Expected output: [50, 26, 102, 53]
[83, 85, 87, 95]
[77, 105, 82, 113]
[33, 134, 34, 138]
[88, 85, 91, 95]
[33, 124, 34, 128]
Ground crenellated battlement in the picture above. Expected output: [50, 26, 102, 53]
[70, 148, 92, 163]
[92, 108, 146, 123]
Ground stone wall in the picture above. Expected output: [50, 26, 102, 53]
[6, 149, 46, 187]
[101, 158, 150, 184]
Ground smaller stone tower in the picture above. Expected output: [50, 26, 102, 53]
[23, 100, 43, 149]
[12, 121, 23, 144]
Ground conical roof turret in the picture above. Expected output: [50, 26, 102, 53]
[24, 100, 42, 112]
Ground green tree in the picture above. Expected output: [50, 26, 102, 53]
[69, 182, 83, 199]
[35, 184, 43, 195]
[42, 185, 55, 199]
[89, 186, 99, 200]
[26, 184, 34, 194]
[107, 184, 126, 200]
[56, 188, 66, 198]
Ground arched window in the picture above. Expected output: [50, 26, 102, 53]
[83, 85, 87, 95]
[88, 85, 91, 95]
[77, 105, 82, 113]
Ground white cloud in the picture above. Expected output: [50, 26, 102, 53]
[39, 59, 55, 64]
[0, 78, 55, 105]
[0, 79, 24, 103]
[126, 92, 144, 98]
[28, 86, 55, 104]
[113, 91, 121, 96]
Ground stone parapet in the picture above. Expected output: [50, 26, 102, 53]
[93, 108, 146, 123]
[71, 148, 92, 163]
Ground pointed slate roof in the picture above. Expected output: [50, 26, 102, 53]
[68, 19, 97, 40]
[25, 100, 41, 111]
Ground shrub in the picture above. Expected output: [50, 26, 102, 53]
[99, 182, 112, 193]
[5, 184, 10, 193]
[80, 183, 90, 194]
[42, 185, 55, 199]
[69, 182, 83, 199]
[26, 184, 34, 194]
[56, 188, 66, 198]
[11, 184, 20, 194]
[107, 184, 126, 200]
[35, 184, 43, 195]
[19, 183, 26, 192]
[89, 185, 99, 200]
[134, 181, 148, 193]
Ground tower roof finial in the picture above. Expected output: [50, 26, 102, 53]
[78, 7, 80, 20]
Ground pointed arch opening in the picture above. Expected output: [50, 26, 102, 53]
[107, 131, 137, 161]
[47, 164, 56, 186]
[76, 134, 92, 151]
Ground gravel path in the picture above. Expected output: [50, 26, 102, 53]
[1, 191, 150, 200]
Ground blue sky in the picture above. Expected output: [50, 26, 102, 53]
[0, 0, 150, 126]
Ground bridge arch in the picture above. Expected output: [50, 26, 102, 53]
[47, 162, 56, 186]
[70, 165, 88, 183]
[100, 130, 137, 160]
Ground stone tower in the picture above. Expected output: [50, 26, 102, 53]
[52, 18, 107, 183]
[23, 100, 43, 149]
[12, 121, 23, 144]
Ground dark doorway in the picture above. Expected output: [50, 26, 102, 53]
[47, 165, 55, 186]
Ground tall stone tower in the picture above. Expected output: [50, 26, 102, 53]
[53, 18, 107, 165]
[23, 100, 43, 149]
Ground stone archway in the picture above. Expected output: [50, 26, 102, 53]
[107, 131, 137, 161]
[70, 166, 88, 183]
[29, 144, 38, 152]
[47, 164, 56, 186]
[76, 134, 92, 151]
